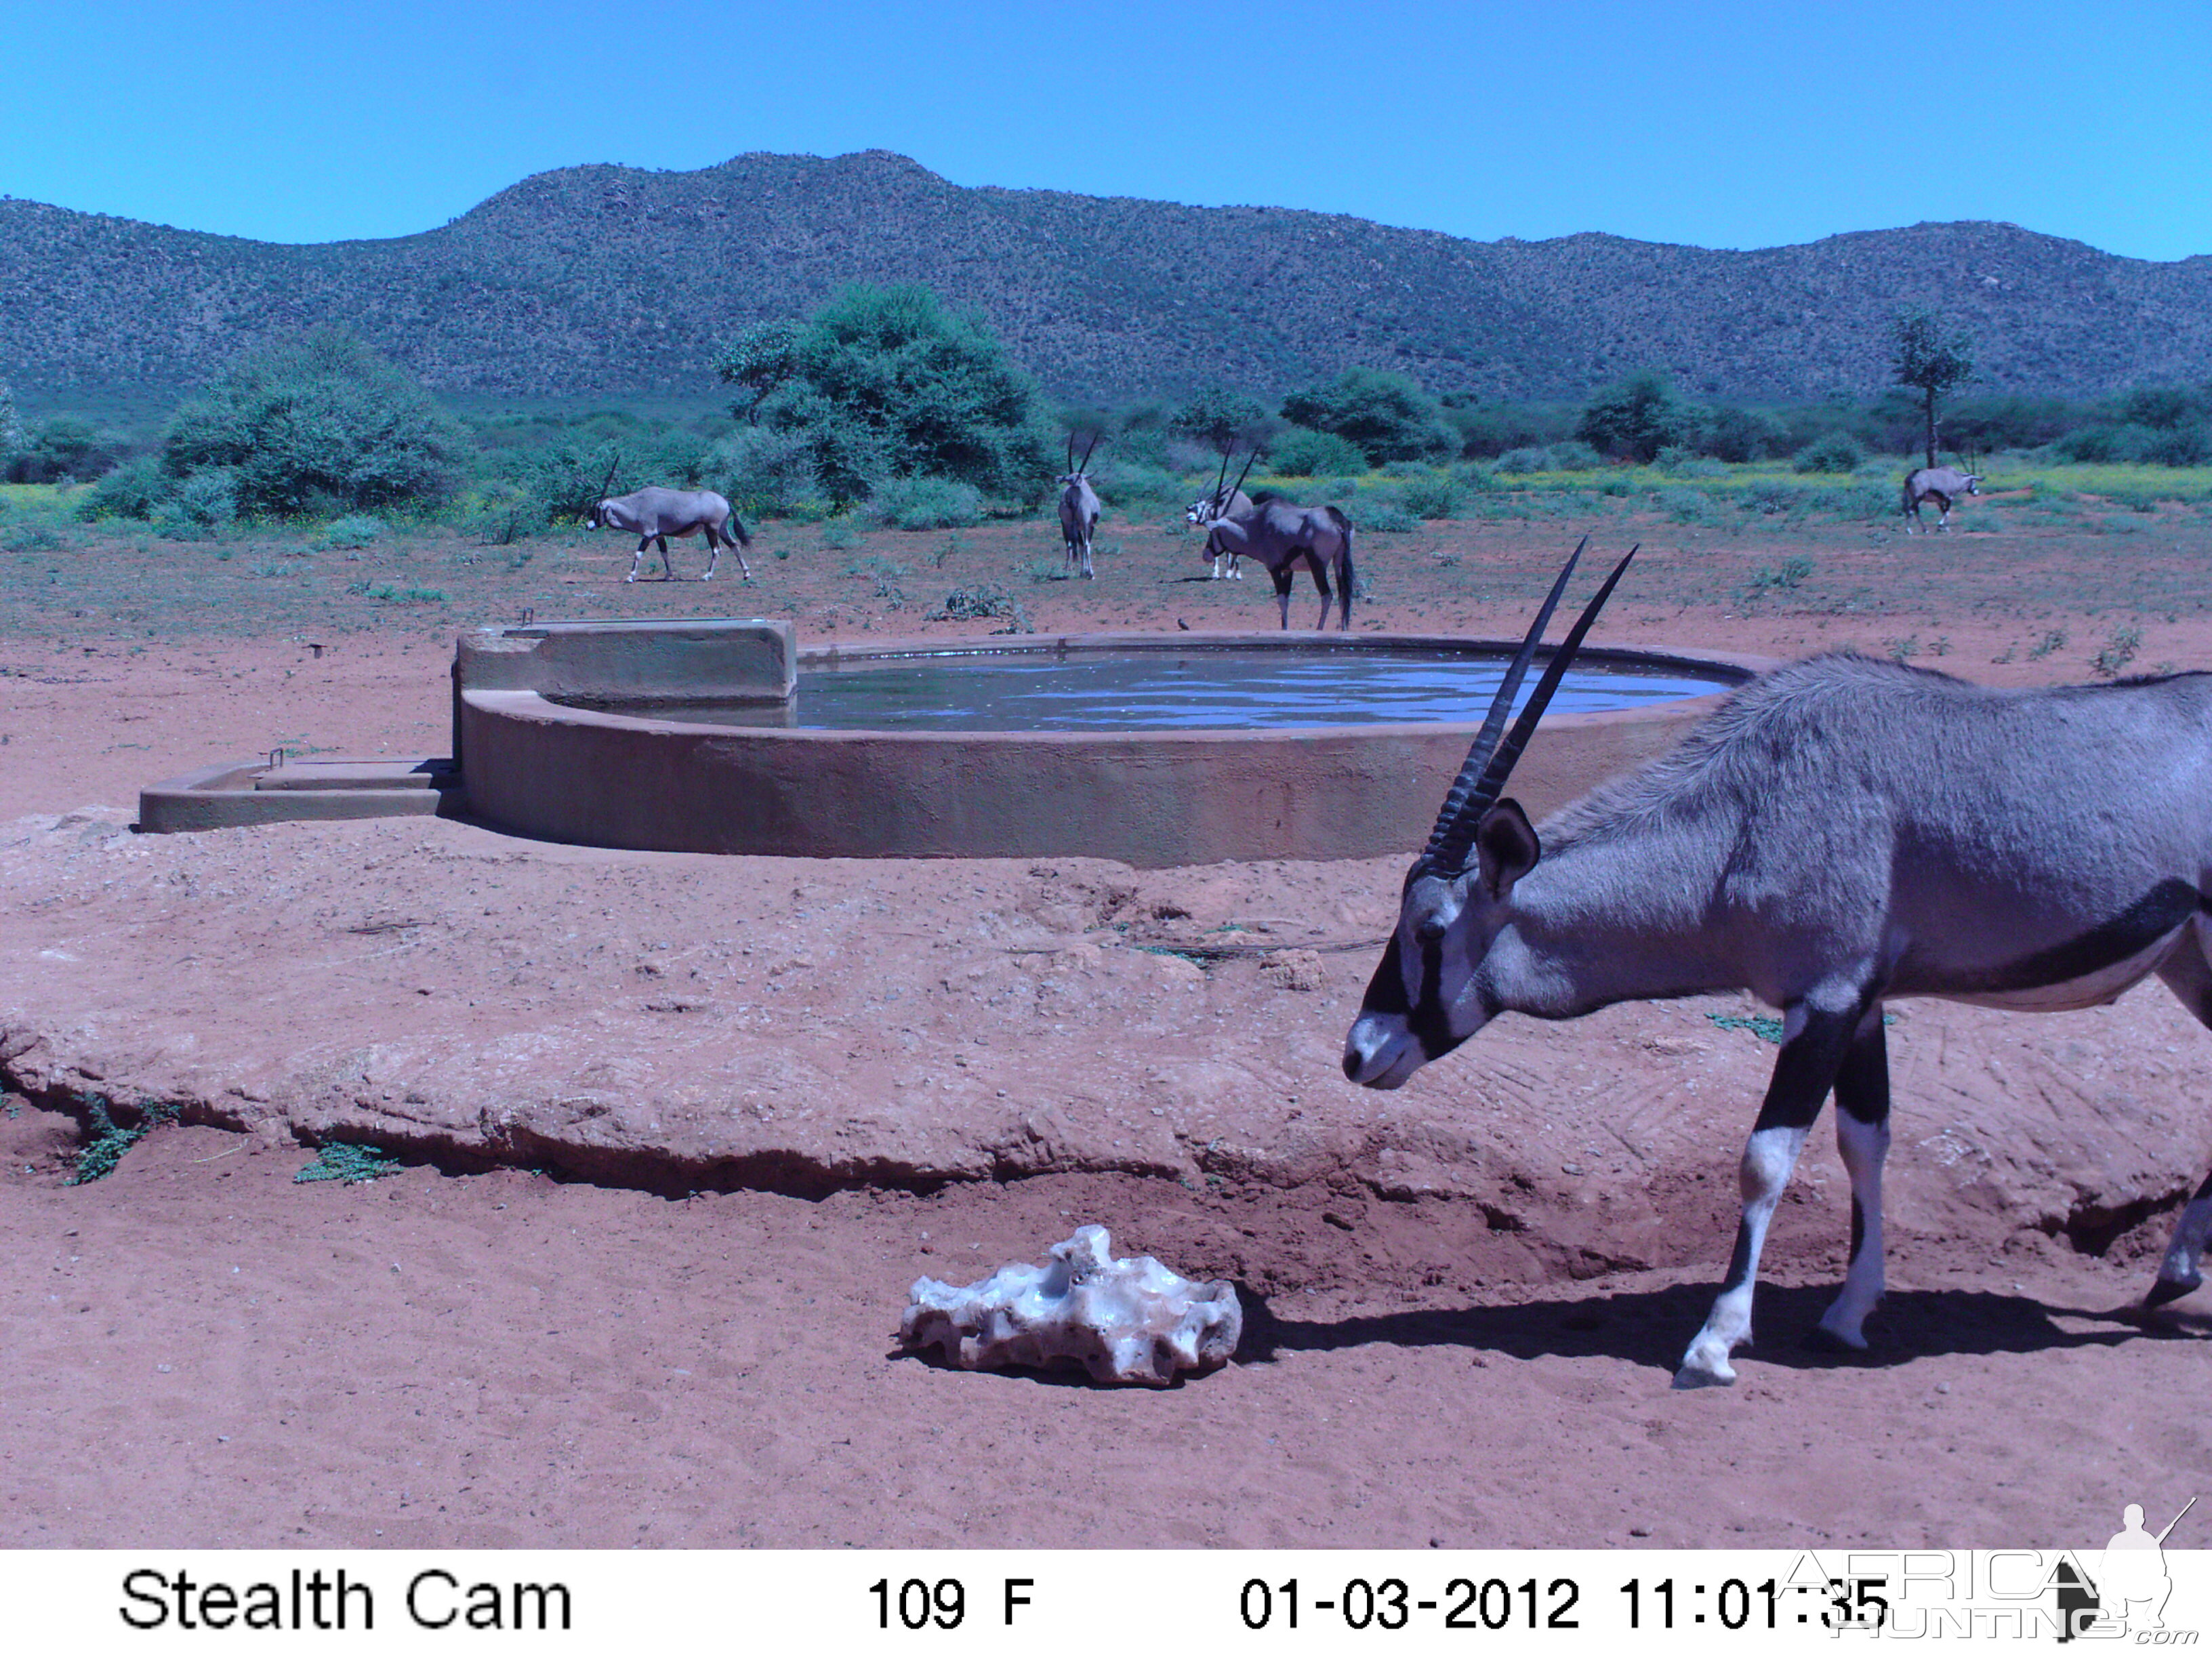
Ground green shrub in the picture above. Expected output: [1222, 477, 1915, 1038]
[1397, 473, 1462, 518]
[321, 514, 384, 549]
[1268, 424, 1368, 477]
[1655, 486, 1717, 524]
[155, 468, 238, 538]
[705, 424, 823, 517]
[736, 284, 1055, 504]
[1280, 368, 1456, 463]
[1742, 478, 1810, 515]
[1700, 405, 1788, 463]
[1359, 498, 1418, 532]
[163, 326, 468, 516]
[77, 455, 171, 521]
[866, 475, 985, 530]
[821, 516, 861, 549]
[1549, 440, 1603, 470]
[1793, 432, 1865, 473]
[295, 1143, 403, 1184]
[1091, 459, 1182, 510]
[1495, 445, 1553, 474]
[930, 584, 1033, 633]
[5, 414, 126, 485]
[1578, 369, 1693, 462]
[462, 482, 550, 546]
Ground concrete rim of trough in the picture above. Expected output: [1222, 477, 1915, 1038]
[456, 630, 1778, 866]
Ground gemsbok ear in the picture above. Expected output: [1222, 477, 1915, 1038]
[1475, 800, 1540, 899]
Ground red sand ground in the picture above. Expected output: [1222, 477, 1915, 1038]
[5, 504, 2212, 1549]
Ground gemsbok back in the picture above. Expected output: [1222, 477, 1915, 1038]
[1344, 539, 2212, 1387]
[588, 487, 753, 582]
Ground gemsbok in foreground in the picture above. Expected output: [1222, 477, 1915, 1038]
[588, 487, 753, 582]
[1343, 540, 2212, 1387]
[1057, 434, 1103, 580]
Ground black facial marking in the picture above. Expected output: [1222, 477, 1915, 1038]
[1360, 935, 1411, 1015]
[1946, 880, 2200, 994]
[1409, 936, 1461, 1059]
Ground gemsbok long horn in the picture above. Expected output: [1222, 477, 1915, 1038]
[1228, 444, 1261, 501]
[1079, 431, 1100, 472]
[1422, 541, 1636, 874]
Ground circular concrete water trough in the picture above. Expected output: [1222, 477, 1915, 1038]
[453, 622, 1767, 867]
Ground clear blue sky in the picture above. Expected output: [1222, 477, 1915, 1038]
[5, 0, 2206, 261]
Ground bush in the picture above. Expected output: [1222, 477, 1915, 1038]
[930, 584, 1033, 633]
[1267, 424, 1368, 477]
[1793, 432, 1865, 474]
[155, 468, 239, 537]
[706, 424, 824, 517]
[1495, 445, 1554, 474]
[163, 326, 468, 515]
[1742, 478, 1811, 516]
[736, 284, 1054, 504]
[462, 482, 550, 545]
[1280, 367, 1456, 464]
[1577, 369, 1693, 462]
[5, 415, 126, 485]
[1397, 473, 1462, 518]
[76, 455, 171, 521]
[866, 474, 985, 530]
[321, 514, 385, 548]
[1700, 405, 1788, 463]
[1091, 459, 1183, 510]
[1548, 439, 1603, 471]
[1358, 499, 1419, 532]
[1655, 487, 1717, 524]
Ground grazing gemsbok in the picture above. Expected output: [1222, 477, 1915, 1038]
[1057, 434, 1103, 580]
[1902, 465, 1982, 532]
[1344, 539, 2212, 1387]
[1199, 449, 1357, 630]
[588, 487, 753, 582]
[1187, 450, 1258, 580]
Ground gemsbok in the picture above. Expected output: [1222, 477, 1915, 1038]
[1343, 540, 2212, 1387]
[1198, 447, 1357, 630]
[1187, 449, 1257, 580]
[588, 487, 753, 582]
[1058, 434, 1103, 580]
[1902, 465, 1982, 532]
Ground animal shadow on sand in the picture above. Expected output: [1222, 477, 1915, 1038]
[1233, 1280, 2210, 1380]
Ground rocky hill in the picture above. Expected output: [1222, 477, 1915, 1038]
[4, 149, 2208, 409]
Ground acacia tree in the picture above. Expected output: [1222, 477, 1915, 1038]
[718, 285, 1052, 504]
[1891, 308, 1975, 468]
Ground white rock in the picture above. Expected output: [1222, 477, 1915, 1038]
[899, 1224, 1241, 1387]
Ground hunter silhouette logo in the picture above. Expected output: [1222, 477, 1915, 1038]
[2057, 1497, 2196, 1641]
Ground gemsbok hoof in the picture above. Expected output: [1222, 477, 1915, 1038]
[2146, 1271, 2203, 1311]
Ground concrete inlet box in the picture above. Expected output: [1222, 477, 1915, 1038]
[454, 617, 798, 703]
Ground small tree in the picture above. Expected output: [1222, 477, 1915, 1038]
[1576, 369, 1693, 463]
[1891, 307, 1975, 469]
[725, 285, 1052, 505]
[713, 319, 798, 423]
[0, 379, 22, 455]
[1169, 386, 1274, 462]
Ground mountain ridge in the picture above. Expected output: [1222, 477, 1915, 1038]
[3, 149, 2207, 410]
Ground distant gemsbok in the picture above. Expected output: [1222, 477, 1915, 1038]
[1187, 449, 1256, 579]
[1057, 433, 1103, 580]
[1902, 466, 1982, 533]
[1347, 539, 2212, 1388]
[1197, 447, 1357, 629]
[588, 480, 754, 582]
